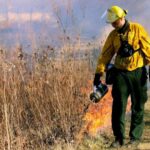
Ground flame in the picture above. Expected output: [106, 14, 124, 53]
[83, 88, 113, 136]
[81, 83, 131, 136]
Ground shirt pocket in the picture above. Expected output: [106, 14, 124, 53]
[128, 31, 140, 50]
[128, 31, 135, 44]
[113, 36, 121, 53]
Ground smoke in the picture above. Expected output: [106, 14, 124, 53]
[0, 0, 150, 51]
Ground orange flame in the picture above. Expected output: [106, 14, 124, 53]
[81, 82, 131, 136]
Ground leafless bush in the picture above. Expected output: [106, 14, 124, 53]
[0, 47, 94, 149]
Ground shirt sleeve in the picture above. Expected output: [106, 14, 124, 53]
[96, 32, 116, 73]
[139, 24, 150, 64]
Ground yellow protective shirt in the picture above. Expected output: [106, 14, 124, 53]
[96, 22, 150, 74]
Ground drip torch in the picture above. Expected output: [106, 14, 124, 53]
[90, 83, 108, 103]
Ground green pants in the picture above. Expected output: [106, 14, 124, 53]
[111, 67, 148, 140]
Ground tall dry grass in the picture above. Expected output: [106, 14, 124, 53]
[0, 46, 96, 149]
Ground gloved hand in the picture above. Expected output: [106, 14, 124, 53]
[93, 73, 102, 87]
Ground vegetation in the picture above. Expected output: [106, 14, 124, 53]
[0, 46, 101, 149]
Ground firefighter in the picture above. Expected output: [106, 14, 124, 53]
[93, 5, 150, 148]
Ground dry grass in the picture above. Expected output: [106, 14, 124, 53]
[1, 47, 150, 150]
[0, 47, 100, 149]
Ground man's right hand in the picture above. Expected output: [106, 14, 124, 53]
[93, 73, 102, 87]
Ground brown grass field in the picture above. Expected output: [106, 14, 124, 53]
[0, 47, 94, 149]
[0, 47, 150, 150]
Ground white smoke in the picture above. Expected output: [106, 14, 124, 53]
[0, 12, 57, 23]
